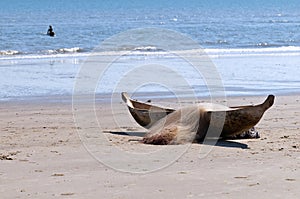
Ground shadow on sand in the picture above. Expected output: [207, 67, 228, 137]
[105, 131, 249, 149]
[200, 139, 249, 149]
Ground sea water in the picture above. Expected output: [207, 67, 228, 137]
[1, 0, 300, 100]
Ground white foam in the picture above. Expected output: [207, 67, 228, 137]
[204, 46, 300, 57]
[46, 47, 82, 54]
[0, 50, 20, 56]
[59, 47, 81, 53]
[1, 46, 300, 61]
[0, 52, 89, 61]
[133, 46, 158, 51]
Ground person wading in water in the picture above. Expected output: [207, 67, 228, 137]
[47, 25, 55, 37]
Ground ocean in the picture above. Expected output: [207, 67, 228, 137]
[1, 0, 300, 100]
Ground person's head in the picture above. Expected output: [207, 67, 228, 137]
[49, 25, 52, 28]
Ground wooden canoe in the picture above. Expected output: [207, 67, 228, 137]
[122, 92, 274, 140]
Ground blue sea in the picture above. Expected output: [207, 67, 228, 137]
[1, 0, 300, 100]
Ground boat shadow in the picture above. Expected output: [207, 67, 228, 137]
[200, 139, 249, 149]
[105, 131, 249, 149]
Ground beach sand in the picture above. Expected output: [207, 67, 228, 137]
[0, 94, 299, 198]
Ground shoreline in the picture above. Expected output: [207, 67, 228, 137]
[2, 90, 299, 104]
[1, 45, 300, 60]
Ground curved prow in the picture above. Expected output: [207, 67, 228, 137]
[121, 92, 134, 108]
[262, 94, 275, 111]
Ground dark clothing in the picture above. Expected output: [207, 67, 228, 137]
[47, 26, 54, 36]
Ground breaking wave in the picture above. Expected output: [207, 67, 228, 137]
[1, 46, 300, 61]
[45, 47, 83, 54]
[0, 50, 20, 56]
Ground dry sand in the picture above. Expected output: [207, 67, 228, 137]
[0, 94, 299, 198]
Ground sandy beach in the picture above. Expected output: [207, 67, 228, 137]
[0, 94, 299, 198]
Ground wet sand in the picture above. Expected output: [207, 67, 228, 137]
[0, 94, 299, 198]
